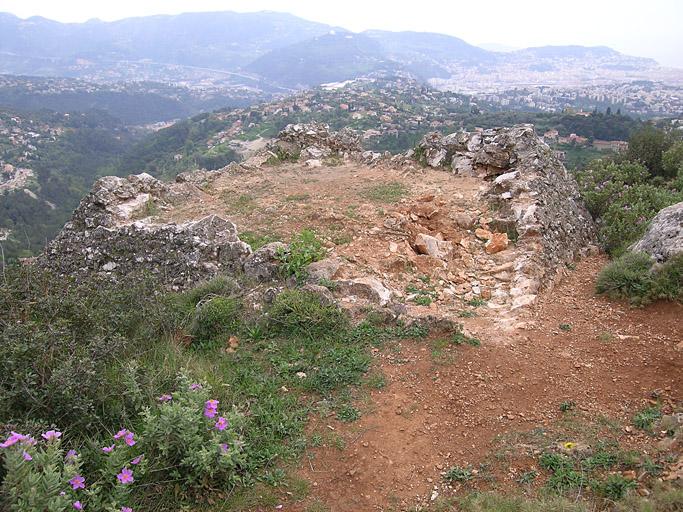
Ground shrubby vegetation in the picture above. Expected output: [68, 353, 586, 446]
[575, 125, 683, 304]
[0, 264, 429, 509]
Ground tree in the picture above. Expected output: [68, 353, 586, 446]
[627, 126, 673, 177]
[662, 141, 683, 178]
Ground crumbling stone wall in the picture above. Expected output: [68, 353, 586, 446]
[417, 125, 597, 307]
[39, 173, 251, 288]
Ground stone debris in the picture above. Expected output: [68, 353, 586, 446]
[271, 122, 362, 160]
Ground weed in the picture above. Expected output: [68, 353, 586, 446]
[276, 229, 326, 280]
[458, 310, 477, 318]
[467, 297, 487, 307]
[414, 295, 433, 306]
[362, 181, 408, 203]
[632, 406, 662, 431]
[444, 465, 474, 483]
[593, 473, 637, 500]
[450, 325, 481, 347]
[559, 323, 572, 331]
[240, 230, 280, 250]
[267, 289, 348, 340]
[317, 278, 338, 290]
[517, 470, 538, 485]
[336, 404, 361, 422]
[560, 401, 576, 413]
[364, 372, 387, 389]
[190, 296, 241, 348]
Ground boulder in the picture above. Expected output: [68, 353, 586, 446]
[335, 277, 393, 306]
[412, 233, 454, 259]
[629, 202, 683, 262]
[306, 257, 343, 281]
[244, 242, 288, 280]
[485, 233, 509, 254]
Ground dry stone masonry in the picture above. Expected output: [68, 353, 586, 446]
[40, 173, 251, 288]
[416, 125, 597, 309]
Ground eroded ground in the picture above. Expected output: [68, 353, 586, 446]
[156, 162, 681, 511]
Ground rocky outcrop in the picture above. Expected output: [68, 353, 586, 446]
[630, 202, 683, 262]
[417, 125, 597, 308]
[39, 173, 251, 288]
[270, 123, 362, 162]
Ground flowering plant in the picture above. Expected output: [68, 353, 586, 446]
[1, 374, 243, 509]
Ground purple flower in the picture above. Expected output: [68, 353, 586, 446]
[220, 443, 229, 454]
[124, 432, 136, 447]
[189, 383, 202, 391]
[73, 501, 83, 511]
[69, 475, 85, 490]
[113, 429, 128, 440]
[117, 467, 134, 485]
[41, 430, 62, 441]
[102, 445, 115, 453]
[22, 436, 37, 447]
[204, 399, 219, 418]
[158, 394, 172, 403]
[121, 508, 133, 512]
[0, 431, 26, 448]
[130, 454, 143, 465]
[215, 417, 228, 431]
[65, 449, 78, 461]
[22, 450, 32, 461]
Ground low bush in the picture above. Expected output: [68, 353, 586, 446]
[267, 289, 348, 340]
[190, 297, 242, 348]
[576, 159, 650, 218]
[276, 229, 326, 281]
[596, 253, 683, 305]
[599, 183, 682, 255]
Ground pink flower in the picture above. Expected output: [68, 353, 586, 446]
[189, 383, 202, 391]
[69, 474, 85, 490]
[65, 449, 78, 461]
[215, 417, 228, 431]
[41, 430, 62, 442]
[73, 501, 83, 510]
[124, 432, 136, 447]
[22, 450, 32, 461]
[113, 429, 128, 440]
[220, 443, 229, 454]
[117, 467, 134, 485]
[130, 454, 143, 465]
[0, 431, 26, 448]
[158, 394, 172, 403]
[22, 436, 37, 447]
[121, 508, 133, 512]
[204, 399, 219, 418]
[102, 444, 115, 453]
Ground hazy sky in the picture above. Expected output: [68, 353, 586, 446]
[2, 0, 682, 67]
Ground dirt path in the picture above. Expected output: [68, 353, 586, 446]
[289, 256, 682, 511]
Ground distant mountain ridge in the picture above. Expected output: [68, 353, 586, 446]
[0, 11, 663, 89]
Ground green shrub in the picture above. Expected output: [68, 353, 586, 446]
[267, 290, 348, 340]
[0, 268, 177, 434]
[276, 229, 326, 280]
[596, 252, 656, 302]
[632, 406, 662, 431]
[190, 297, 242, 347]
[599, 184, 682, 255]
[444, 465, 474, 483]
[596, 253, 683, 305]
[593, 473, 637, 500]
[140, 376, 245, 494]
[576, 160, 650, 218]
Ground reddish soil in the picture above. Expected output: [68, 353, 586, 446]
[288, 256, 682, 511]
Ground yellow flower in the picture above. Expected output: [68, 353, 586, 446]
[563, 442, 576, 450]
